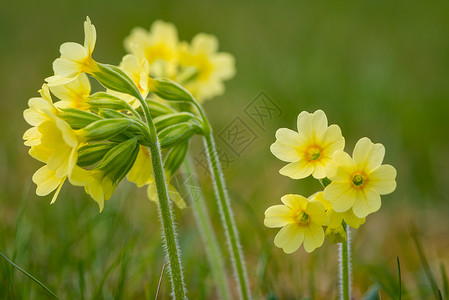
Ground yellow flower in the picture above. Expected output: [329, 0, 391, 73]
[124, 20, 179, 78]
[127, 146, 186, 208]
[50, 73, 91, 110]
[264, 194, 329, 253]
[270, 110, 345, 179]
[109, 51, 151, 108]
[46, 17, 98, 86]
[23, 89, 82, 203]
[311, 192, 365, 229]
[69, 166, 114, 212]
[177, 33, 235, 102]
[323, 137, 397, 218]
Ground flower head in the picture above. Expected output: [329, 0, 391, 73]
[46, 17, 98, 86]
[124, 20, 179, 78]
[177, 33, 235, 102]
[270, 110, 345, 179]
[264, 194, 329, 253]
[323, 137, 397, 218]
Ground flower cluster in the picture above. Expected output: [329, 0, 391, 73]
[264, 110, 397, 253]
[124, 20, 236, 103]
[23, 17, 232, 211]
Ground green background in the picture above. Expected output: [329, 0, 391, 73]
[1, 0, 448, 299]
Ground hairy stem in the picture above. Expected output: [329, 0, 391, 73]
[339, 223, 351, 300]
[139, 97, 187, 299]
[203, 133, 251, 300]
[182, 156, 231, 300]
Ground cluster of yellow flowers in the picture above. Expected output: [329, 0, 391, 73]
[23, 18, 235, 211]
[264, 110, 397, 253]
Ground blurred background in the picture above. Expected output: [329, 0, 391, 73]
[1, 0, 449, 299]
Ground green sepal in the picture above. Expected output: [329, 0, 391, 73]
[145, 99, 176, 118]
[88, 92, 131, 110]
[164, 140, 189, 177]
[154, 112, 199, 131]
[93, 63, 142, 101]
[96, 138, 139, 183]
[77, 143, 117, 167]
[150, 78, 194, 102]
[83, 118, 133, 141]
[158, 122, 201, 149]
[325, 226, 347, 244]
[59, 108, 101, 129]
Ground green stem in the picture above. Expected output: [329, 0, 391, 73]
[139, 96, 187, 299]
[203, 132, 251, 300]
[340, 223, 351, 300]
[182, 156, 231, 300]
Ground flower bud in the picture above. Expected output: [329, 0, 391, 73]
[82, 118, 133, 141]
[149, 78, 194, 102]
[325, 225, 347, 244]
[146, 99, 176, 117]
[77, 143, 116, 167]
[154, 112, 198, 131]
[96, 138, 139, 183]
[92, 63, 142, 101]
[59, 108, 101, 129]
[158, 122, 201, 149]
[88, 92, 131, 110]
[164, 141, 189, 177]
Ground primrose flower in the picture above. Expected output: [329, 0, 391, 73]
[323, 137, 397, 218]
[177, 33, 236, 102]
[271, 110, 345, 180]
[311, 192, 365, 229]
[124, 20, 179, 78]
[264, 194, 329, 253]
[23, 87, 83, 202]
[46, 17, 98, 86]
[49, 73, 91, 110]
[128, 146, 186, 208]
[109, 51, 151, 108]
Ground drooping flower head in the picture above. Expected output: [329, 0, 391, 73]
[323, 137, 397, 218]
[177, 33, 236, 102]
[46, 17, 98, 86]
[271, 110, 345, 179]
[264, 194, 329, 253]
[124, 20, 179, 78]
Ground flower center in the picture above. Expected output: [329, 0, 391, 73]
[294, 211, 310, 225]
[305, 146, 321, 161]
[352, 174, 365, 186]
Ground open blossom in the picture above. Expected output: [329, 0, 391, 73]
[270, 110, 345, 180]
[23, 85, 83, 203]
[50, 73, 91, 110]
[264, 194, 329, 253]
[323, 137, 397, 218]
[124, 20, 179, 78]
[177, 33, 235, 102]
[46, 17, 98, 86]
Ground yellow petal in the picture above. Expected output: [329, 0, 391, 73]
[49, 73, 91, 102]
[191, 33, 218, 54]
[32, 166, 63, 196]
[279, 160, 314, 179]
[297, 110, 328, 141]
[51, 58, 81, 80]
[274, 223, 304, 254]
[325, 150, 353, 181]
[343, 209, 366, 229]
[323, 182, 356, 213]
[281, 194, 307, 211]
[29, 145, 52, 163]
[305, 201, 329, 226]
[369, 164, 397, 195]
[352, 188, 381, 218]
[264, 205, 292, 228]
[60, 42, 88, 62]
[84, 16, 96, 55]
[69, 166, 92, 186]
[23, 127, 41, 146]
[303, 222, 325, 253]
[353, 137, 385, 172]
[50, 177, 66, 204]
[327, 209, 344, 228]
[321, 124, 345, 153]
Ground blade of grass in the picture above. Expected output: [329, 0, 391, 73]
[397, 257, 402, 300]
[0, 250, 59, 299]
[155, 264, 165, 300]
[410, 224, 441, 299]
[441, 263, 449, 300]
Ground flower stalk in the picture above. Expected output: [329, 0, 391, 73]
[339, 223, 351, 300]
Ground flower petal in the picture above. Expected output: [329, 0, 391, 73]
[264, 205, 292, 228]
[323, 182, 356, 213]
[369, 164, 397, 195]
[352, 189, 381, 218]
[325, 150, 354, 181]
[279, 160, 314, 179]
[281, 194, 308, 211]
[353, 137, 385, 172]
[84, 16, 96, 55]
[303, 223, 325, 253]
[305, 201, 329, 226]
[297, 110, 328, 141]
[274, 224, 304, 254]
